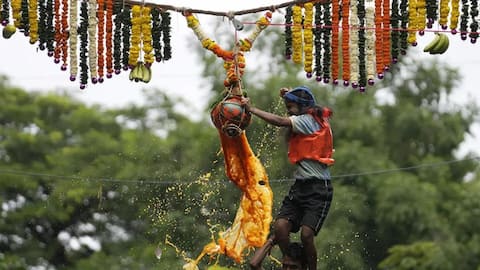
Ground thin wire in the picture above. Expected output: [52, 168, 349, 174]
[0, 156, 477, 185]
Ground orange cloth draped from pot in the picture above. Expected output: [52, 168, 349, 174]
[183, 131, 273, 269]
[216, 131, 273, 262]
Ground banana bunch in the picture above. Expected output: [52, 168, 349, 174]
[423, 32, 450, 55]
[128, 62, 152, 83]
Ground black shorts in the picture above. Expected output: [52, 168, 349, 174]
[276, 178, 333, 235]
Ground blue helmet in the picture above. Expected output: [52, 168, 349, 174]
[283, 86, 316, 107]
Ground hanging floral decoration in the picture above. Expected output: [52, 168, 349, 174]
[0, 0, 479, 90]
[185, 11, 272, 88]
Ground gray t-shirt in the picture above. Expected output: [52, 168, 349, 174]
[289, 114, 331, 180]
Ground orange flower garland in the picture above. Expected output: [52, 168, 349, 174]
[342, 0, 351, 85]
[375, 0, 384, 77]
[105, 0, 113, 77]
[382, 0, 391, 71]
[53, 0, 61, 62]
[60, 0, 68, 70]
[331, 0, 340, 84]
[97, 0, 105, 80]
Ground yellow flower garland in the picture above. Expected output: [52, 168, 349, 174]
[292, 5, 303, 64]
[141, 6, 154, 65]
[450, 0, 460, 30]
[28, 0, 39, 44]
[303, 2, 314, 75]
[129, 5, 142, 67]
[407, 0, 418, 44]
[11, 0, 22, 28]
[439, 0, 450, 27]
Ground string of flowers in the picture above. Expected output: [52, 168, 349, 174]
[390, 0, 401, 62]
[68, 0, 77, 81]
[426, 0, 437, 28]
[439, 0, 450, 29]
[105, 0, 113, 77]
[53, 0, 61, 61]
[322, 1, 331, 83]
[416, 0, 426, 35]
[28, 0, 38, 43]
[374, 0, 385, 78]
[303, 2, 314, 78]
[460, 0, 469, 40]
[60, 0, 68, 70]
[1, 0, 10, 26]
[121, 7, 131, 70]
[128, 5, 142, 67]
[112, 1, 123, 73]
[365, 0, 376, 85]
[291, 4, 303, 64]
[285, 5, 293, 60]
[151, 8, 163, 61]
[399, 0, 409, 53]
[97, 0, 105, 81]
[470, 0, 479, 42]
[160, 11, 171, 60]
[88, 0, 98, 83]
[185, 11, 271, 87]
[11, 0, 21, 28]
[331, 0, 340, 84]
[382, 0, 391, 72]
[450, 0, 460, 32]
[79, 0, 89, 88]
[313, 2, 323, 81]
[38, 0, 47, 50]
[358, 0, 367, 91]
[349, 0, 360, 88]
[141, 6, 154, 66]
[21, 0, 29, 34]
[407, 0, 418, 45]
[46, 0, 54, 55]
[342, 0, 351, 86]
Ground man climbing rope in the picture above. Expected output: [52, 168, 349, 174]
[243, 86, 334, 270]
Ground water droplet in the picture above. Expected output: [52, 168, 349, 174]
[155, 246, 162, 260]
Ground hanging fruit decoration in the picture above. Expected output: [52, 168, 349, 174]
[0, 0, 479, 90]
[0, 0, 172, 89]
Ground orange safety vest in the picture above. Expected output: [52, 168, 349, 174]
[287, 109, 335, 165]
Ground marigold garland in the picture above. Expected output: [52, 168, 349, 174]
[313, 2, 323, 80]
[97, 0, 105, 80]
[303, 2, 314, 77]
[439, 0, 450, 28]
[11, 0, 21, 28]
[450, 0, 460, 31]
[141, 6, 154, 66]
[105, 0, 113, 76]
[382, 0, 391, 71]
[28, 0, 38, 43]
[53, 0, 61, 61]
[331, 0, 340, 84]
[407, 0, 418, 45]
[342, 0, 351, 85]
[374, 0, 385, 77]
[292, 5, 303, 64]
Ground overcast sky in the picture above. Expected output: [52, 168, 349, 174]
[0, 0, 478, 156]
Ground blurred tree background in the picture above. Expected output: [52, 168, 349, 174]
[1, 18, 480, 270]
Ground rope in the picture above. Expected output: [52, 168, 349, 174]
[0, 156, 477, 185]
[123, 0, 325, 17]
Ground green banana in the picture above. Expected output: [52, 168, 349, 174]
[129, 66, 135, 81]
[429, 33, 449, 55]
[423, 32, 441, 53]
[142, 64, 151, 83]
[2, 24, 17, 39]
